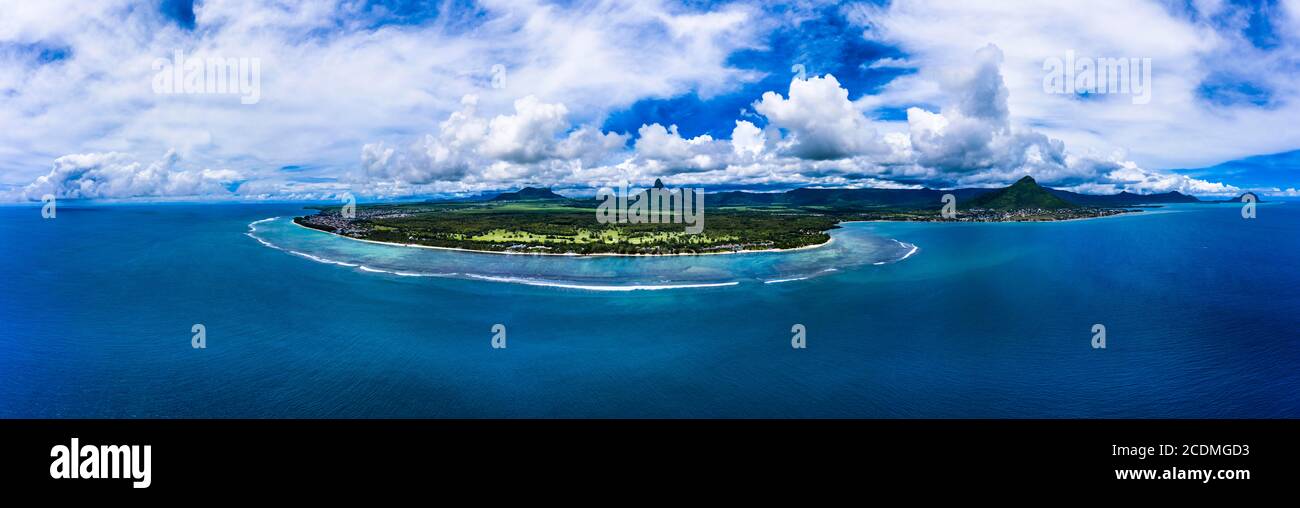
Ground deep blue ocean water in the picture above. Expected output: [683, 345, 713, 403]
[2, 202, 1297, 417]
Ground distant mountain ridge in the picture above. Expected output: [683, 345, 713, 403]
[1047, 189, 1200, 207]
[485, 180, 1203, 209]
[708, 188, 983, 208]
[1204, 193, 1264, 204]
[491, 187, 566, 201]
[708, 178, 1200, 210]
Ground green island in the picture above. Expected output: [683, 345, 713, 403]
[294, 176, 1191, 255]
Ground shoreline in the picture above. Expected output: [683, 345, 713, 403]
[840, 209, 1143, 225]
[289, 206, 1139, 259]
[291, 219, 834, 257]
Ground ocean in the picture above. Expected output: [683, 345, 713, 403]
[2, 201, 1297, 417]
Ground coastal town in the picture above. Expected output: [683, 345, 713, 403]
[295, 206, 413, 236]
[855, 207, 1138, 222]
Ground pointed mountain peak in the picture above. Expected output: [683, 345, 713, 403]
[968, 175, 1076, 210]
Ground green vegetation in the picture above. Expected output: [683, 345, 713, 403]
[967, 176, 1075, 210]
[294, 179, 1143, 255]
[295, 199, 836, 255]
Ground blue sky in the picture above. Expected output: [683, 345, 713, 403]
[603, 2, 911, 139]
[0, 0, 1297, 201]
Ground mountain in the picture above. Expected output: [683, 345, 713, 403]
[705, 184, 1207, 210]
[486, 180, 1204, 210]
[1047, 189, 1200, 207]
[1206, 193, 1263, 203]
[704, 181, 1210, 210]
[707, 187, 996, 208]
[966, 176, 1077, 210]
[491, 187, 566, 201]
[785, 188, 940, 208]
[707, 191, 782, 206]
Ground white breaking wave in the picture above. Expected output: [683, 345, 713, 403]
[287, 250, 360, 267]
[245, 232, 280, 250]
[246, 218, 285, 251]
[463, 274, 739, 291]
[248, 218, 359, 269]
[898, 242, 920, 261]
[395, 271, 447, 277]
[244, 216, 922, 291]
[762, 267, 839, 284]
[875, 241, 920, 265]
[249, 216, 735, 290]
[355, 265, 455, 278]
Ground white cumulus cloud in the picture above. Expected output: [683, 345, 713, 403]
[754, 74, 884, 160]
[20, 150, 241, 200]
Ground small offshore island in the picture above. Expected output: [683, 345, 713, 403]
[294, 176, 1195, 256]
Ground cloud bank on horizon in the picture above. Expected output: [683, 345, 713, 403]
[1, 0, 1298, 201]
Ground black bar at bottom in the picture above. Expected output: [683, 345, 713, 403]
[2, 419, 1293, 493]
